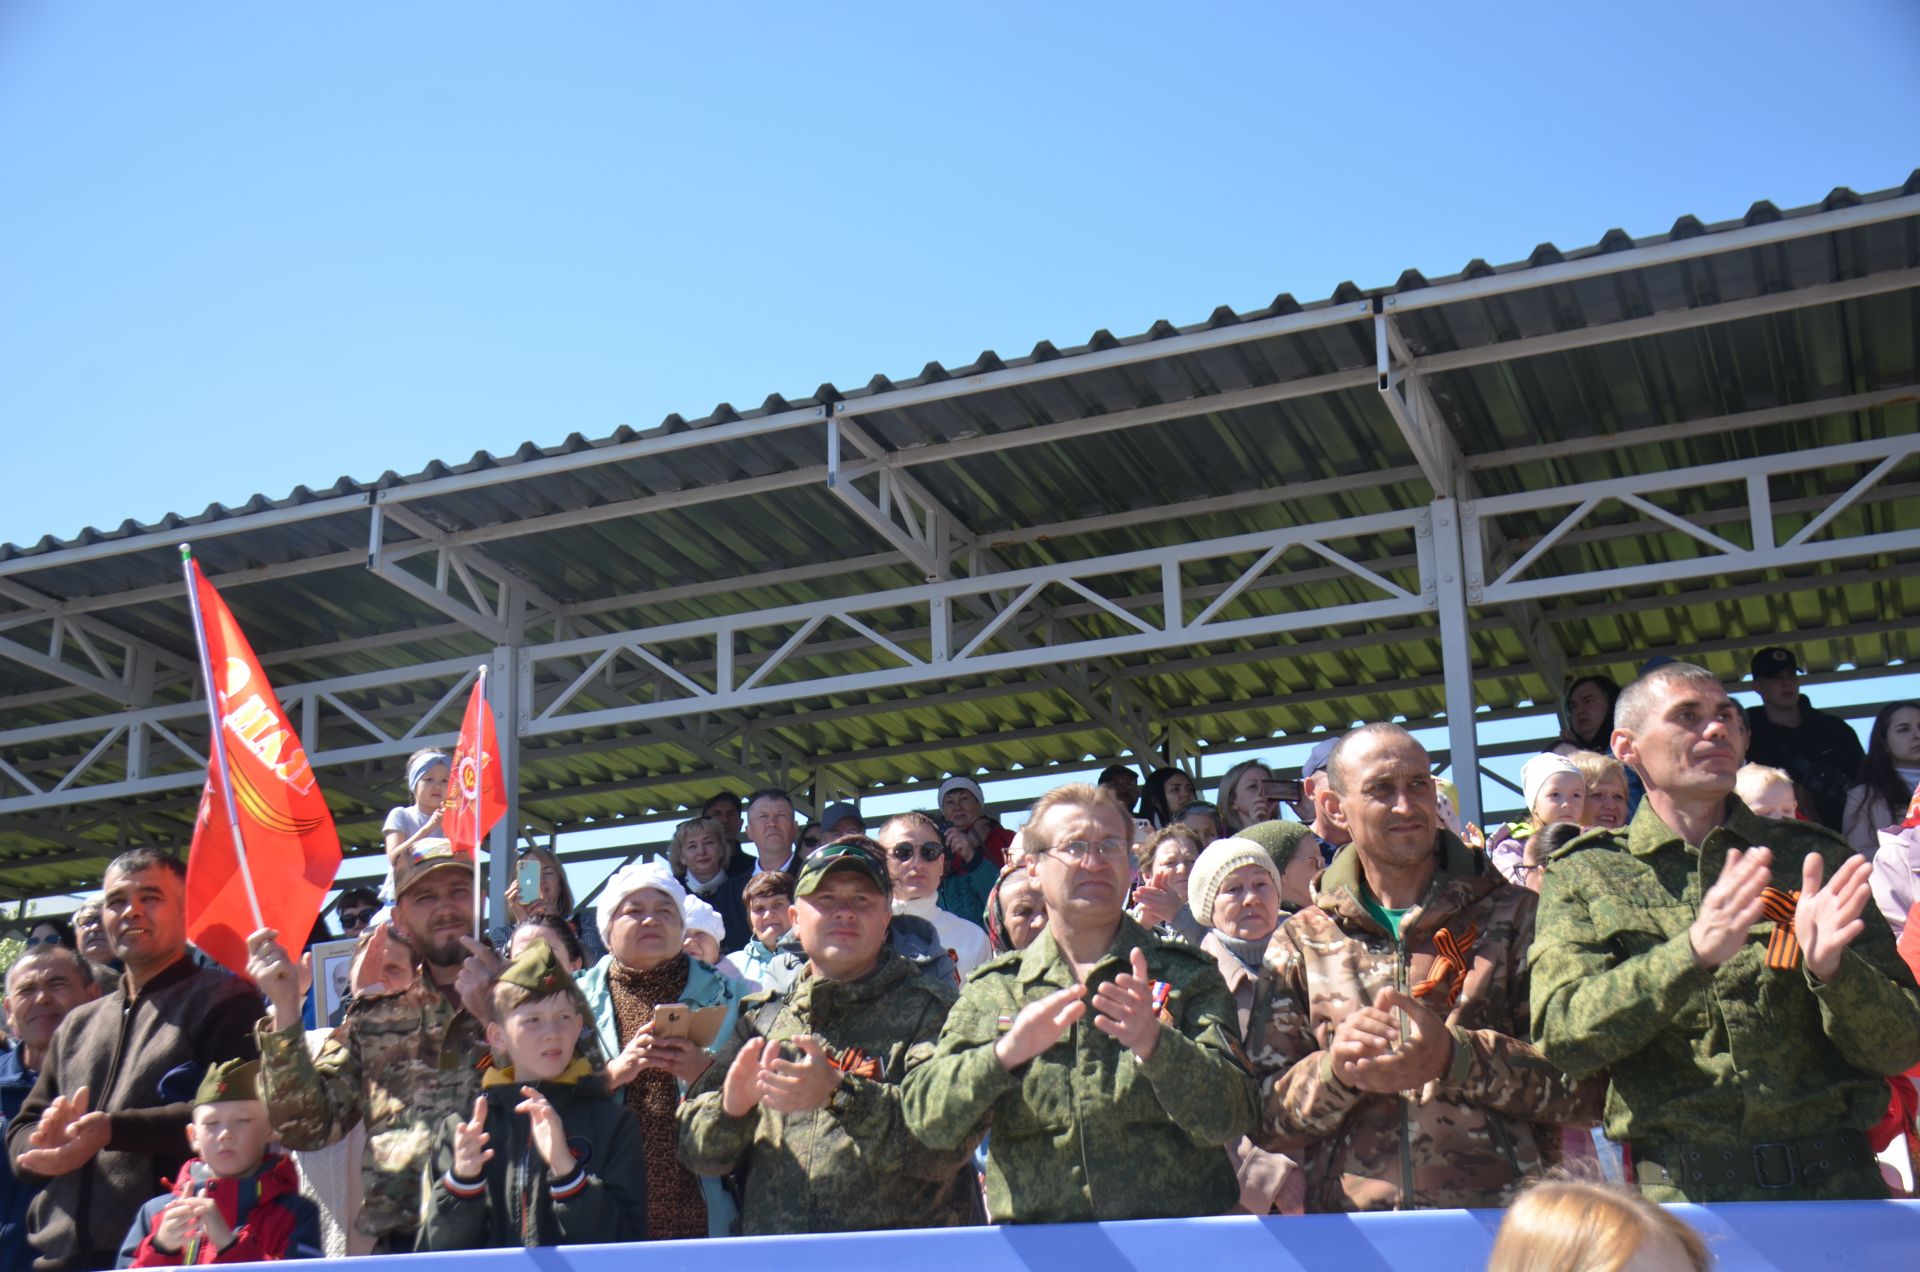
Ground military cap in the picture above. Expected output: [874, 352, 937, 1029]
[795, 837, 891, 897]
[392, 836, 474, 899]
[195, 1058, 263, 1107]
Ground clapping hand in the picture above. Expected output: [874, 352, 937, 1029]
[17, 1086, 111, 1178]
[1329, 989, 1452, 1093]
[1797, 852, 1874, 981]
[994, 984, 1087, 1071]
[515, 1086, 576, 1177]
[1090, 947, 1163, 1061]
[758, 1035, 840, 1114]
[1690, 846, 1773, 968]
[451, 1095, 492, 1181]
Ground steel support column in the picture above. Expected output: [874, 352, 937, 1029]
[1428, 500, 1482, 826]
[486, 645, 524, 930]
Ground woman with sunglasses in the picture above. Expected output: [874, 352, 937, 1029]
[22, 919, 76, 952]
[875, 813, 991, 978]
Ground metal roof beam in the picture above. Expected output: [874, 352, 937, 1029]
[0, 494, 373, 582]
[1381, 194, 1920, 315]
[1415, 266, 1920, 379]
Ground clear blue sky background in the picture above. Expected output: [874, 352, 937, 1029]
[2, 1, 1917, 548]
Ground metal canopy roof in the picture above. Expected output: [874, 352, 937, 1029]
[2, 173, 1917, 899]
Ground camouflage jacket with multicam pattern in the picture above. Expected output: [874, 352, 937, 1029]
[1247, 832, 1601, 1212]
[258, 979, 488, 1243]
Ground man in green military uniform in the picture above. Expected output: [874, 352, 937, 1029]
[900, 783, 1256, 1223]
[678, 838, 976, 1233]
[1532, 661, 1920, 1201]
[247, 841, 491, 1250]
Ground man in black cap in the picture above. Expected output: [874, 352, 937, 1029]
[1291, 736, 1350, 868]
[1744, 647, 1866, 832]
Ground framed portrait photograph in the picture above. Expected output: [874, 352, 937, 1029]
[310, 937, 359, 1028]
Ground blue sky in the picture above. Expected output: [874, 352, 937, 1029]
[2, 1, 1917, 547]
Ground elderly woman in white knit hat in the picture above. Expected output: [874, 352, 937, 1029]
[1188, 835, 1305, 1214]
[1486, 753, 1590, 892]
[577, 858, 745, 1239]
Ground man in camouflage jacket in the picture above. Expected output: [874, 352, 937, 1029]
[247, 843, 490, 1251]
[1533, 662, 1920, 1201]
[1249, 725, 1598, 1211]
[901, 784, 1256, 1223]
[679, 840, 976, 1233]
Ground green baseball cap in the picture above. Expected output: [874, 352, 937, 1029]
[794, 838, 891, 897]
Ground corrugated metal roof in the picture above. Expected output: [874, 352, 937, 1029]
[1, 173, 1917, 896]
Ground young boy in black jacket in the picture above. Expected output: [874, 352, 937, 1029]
[418, 941, 646, 1249]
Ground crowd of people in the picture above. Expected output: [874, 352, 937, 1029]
[0, 644, 1916, 1268]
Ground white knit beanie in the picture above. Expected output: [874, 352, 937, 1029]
[595, 858, 686, 942]
[1188, 837, 1283, 932]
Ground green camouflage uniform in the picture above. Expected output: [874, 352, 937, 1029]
[1248, 833, 1600, 1212]
[677, 946, 977, 1233]
[899, 914, 1255, 1224]
[1531, 797, 1920, 1201]
[258, 979, 488, 1245]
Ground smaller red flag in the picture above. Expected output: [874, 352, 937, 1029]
[444, 669, 507, 858]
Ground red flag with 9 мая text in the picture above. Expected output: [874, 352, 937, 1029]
[443, 673, 507, 857]
[186, 559, 341, 978]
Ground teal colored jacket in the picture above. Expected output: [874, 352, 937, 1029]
[576, 954, 747, 1236]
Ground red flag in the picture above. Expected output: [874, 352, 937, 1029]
[443, 670, 507, 858]
[185, 557, 342, 978]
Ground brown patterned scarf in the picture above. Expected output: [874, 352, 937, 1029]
[609, 953, 708, 1240]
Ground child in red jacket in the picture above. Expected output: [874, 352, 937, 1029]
[115, 1060, 321, 1266]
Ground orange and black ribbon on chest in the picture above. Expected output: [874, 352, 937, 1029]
[1412, 924, 1479, 1011]
[1760, 887, 1801, 971]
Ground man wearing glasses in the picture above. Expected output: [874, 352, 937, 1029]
[902, 783, 1255, 1223]
[877, 814, 990, 979]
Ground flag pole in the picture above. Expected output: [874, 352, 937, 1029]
[180, 545, 266, 932]
[473, 662, 487, 942]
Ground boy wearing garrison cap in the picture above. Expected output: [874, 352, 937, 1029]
[115, 1061, 321, 1266]
[419, 943, 647, 1250]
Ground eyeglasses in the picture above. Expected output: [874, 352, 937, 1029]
[23, 933, 65, 947]
[888, 842, 945, 864]
[338, 908, 378, 928]
[1043, 839, 1132, 866]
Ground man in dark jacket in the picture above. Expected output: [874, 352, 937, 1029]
[680, 840, 976, 1233]
[1, 948, 100, 1272]
[5, 851, 261, 1272]
[1744, 646, 1867, 831]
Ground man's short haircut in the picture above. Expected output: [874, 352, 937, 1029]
[877, 811, 940, 842]
[702, 791, 740, 814]
[103, 847, 187, 884]
[1613, 661, 1726, 737]
[1323, 723, 1420, 794]
[6, 942, 94, 993]
[741, 870, 795, 907]
[1563, 749, 1628, 792]
[1019, 783, 1132, 857]
[336, 885, 380, 909]
[744, 787, 794, 815]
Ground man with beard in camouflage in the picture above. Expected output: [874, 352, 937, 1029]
[1248, 724, 1598, 1211]
[247, 841, 490, 1252]
[678, 839, 976, 1232]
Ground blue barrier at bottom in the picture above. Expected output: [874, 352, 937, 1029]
[296, 1202, 1920, 1272]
